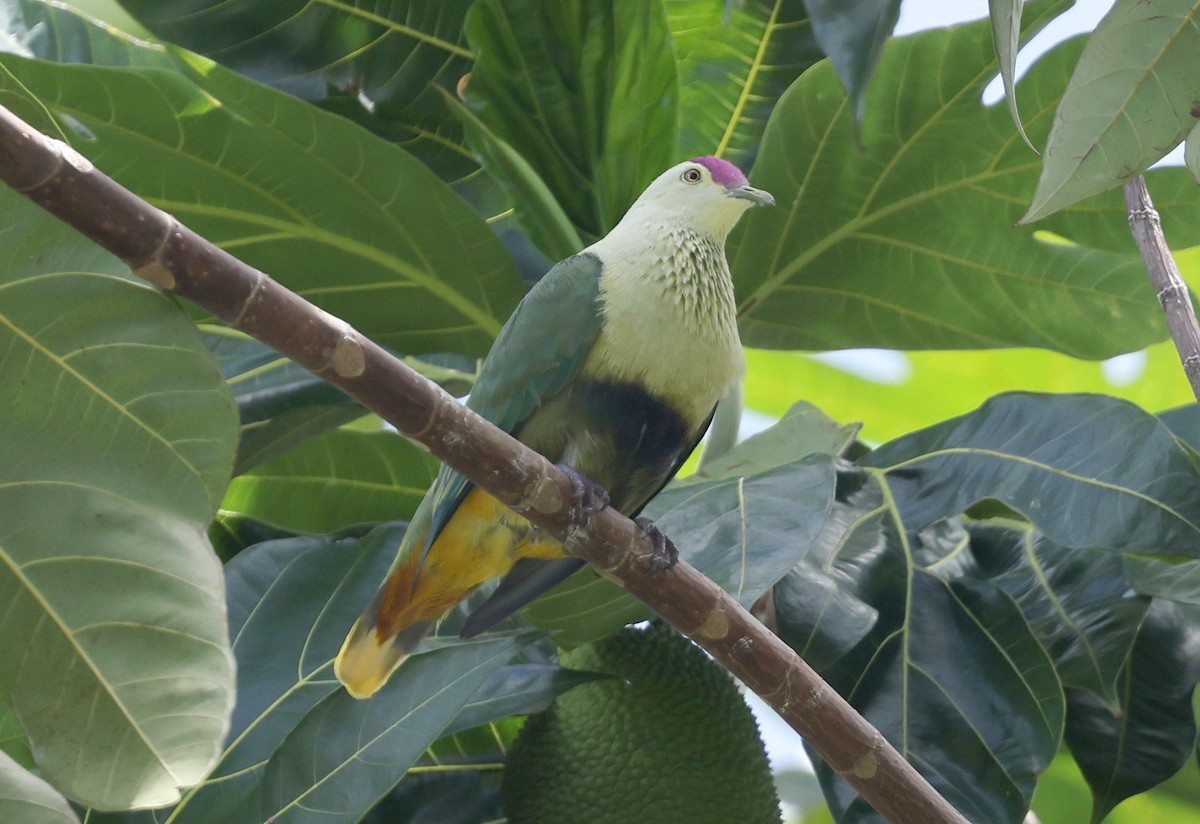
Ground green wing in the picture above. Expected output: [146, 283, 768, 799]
[421, 253, 605, 545]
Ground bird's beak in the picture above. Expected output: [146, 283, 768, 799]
[727, 184, 775, 207]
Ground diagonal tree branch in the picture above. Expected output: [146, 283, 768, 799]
[1125, 176, 1200, 402]
[0, 103, 969, 824]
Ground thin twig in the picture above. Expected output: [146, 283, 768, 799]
[0, 104, 970, 824]
[1125, 176, 1200, 401]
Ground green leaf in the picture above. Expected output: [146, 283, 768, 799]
[1023, 0, 1200, 222]
[687, 400, 860, 483]
[665, 0, 822, 164]
[862, 393, 1200, 556]
[1064, 600, 1200, 822]
[729, 5, 1200, 357]
[118, 0, 478, 183]
[463, 0, 678, 240]
[0, 192, 237, 809]
[806, 0, 901, 123]
[221, 428, 439, 533]
[162, 526, 402, 824]
[989, 0, 1037, 151]
[0, 751, 79, 824]
[0, 703, 32, 771]
[244, 635, 526, 824]
[443, 89, 583, 261]
[0, 0, 524, 356]
[813, 571, 1063, 824]
[966, 524, 1150, 710]
[525, 456, 837, 645]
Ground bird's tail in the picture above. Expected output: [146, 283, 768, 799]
[335, 611, 433, 700]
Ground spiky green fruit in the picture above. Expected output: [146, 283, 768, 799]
[503, 622, 781, 824]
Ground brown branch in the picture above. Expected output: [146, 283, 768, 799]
[1125, 176, 1200, 402]
[0, 104, 969, 824]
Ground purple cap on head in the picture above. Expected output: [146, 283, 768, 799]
[690, 156, 748, 188]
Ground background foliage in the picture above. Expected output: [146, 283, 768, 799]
[2, 0, 1200, 822]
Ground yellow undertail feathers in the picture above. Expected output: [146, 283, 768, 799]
[334, 487, 564, 698]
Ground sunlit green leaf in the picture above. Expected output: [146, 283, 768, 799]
[0, 192, 237, 809]
[665, 0, 821, 164]
[1024, 0, 1200, 222]
[0, 0, 524, 356]
[221, 428, 438, 533]
[0, 751, 79, 824]
[730, 4, 1200, 356]
[464, 0, 678, 241]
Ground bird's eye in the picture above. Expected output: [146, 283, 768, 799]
[682, 167, 703, 183]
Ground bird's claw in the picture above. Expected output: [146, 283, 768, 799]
[556, 464, 610, 527]
[635, 516, 678, 572]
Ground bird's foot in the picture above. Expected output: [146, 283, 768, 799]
[556, 464, 610, 527]
[635, 516, 678, 572]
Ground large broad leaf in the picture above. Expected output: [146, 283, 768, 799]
[220, 428, 439, 534]
[157, 528, 398, 823]
[664, 0, 822, 165]
[0, 1, 524, 357]
[0, 751, 78, 824]
[1063, 600, 1200, 822]
[525, 455, 837, 645]
[1023, 0, 1200, 222]
[812, 568, 1063, 824]
[0, 193, 237, 809]
[806, 0, 901, 123]
[862, 393, 1200, 556]
[240, 635, 526, 824]
[463, 0, 678, 241]
[119, 0, 478, 183]
[729, 3, 1200, 356]
[967, 525, 1150, 711]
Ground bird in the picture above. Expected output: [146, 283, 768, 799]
[335, 156, 774, 698]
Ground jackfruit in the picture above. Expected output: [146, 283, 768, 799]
[503, 622, 781, 824]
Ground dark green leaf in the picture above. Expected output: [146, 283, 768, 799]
[221, 429, 439, 533]
[0, 751, 79, 824]
[1159, 402, 1200, 454]
[1023, 0, 1200, 222]
[665, 0, 822, 165]
[1064, 600, 1200, 822]
[813, 573, 1062, 824]
[0, 192, 237, 809]
[806, 0, 901, 123]
[729, 4, 1200, 356]
[445, 664, 604, 737]
[965, 524, 1150, 710]
[119, 0, 479, 183]
[1188, 121, 1200, 184]
[245, 635, 527, 824]
[463, 0, 678, 240]
[863, 393, 1200, 556]
[526, 456, 837, 645]
[0, 1, 524, 356]
[162, 526, 401, 823]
